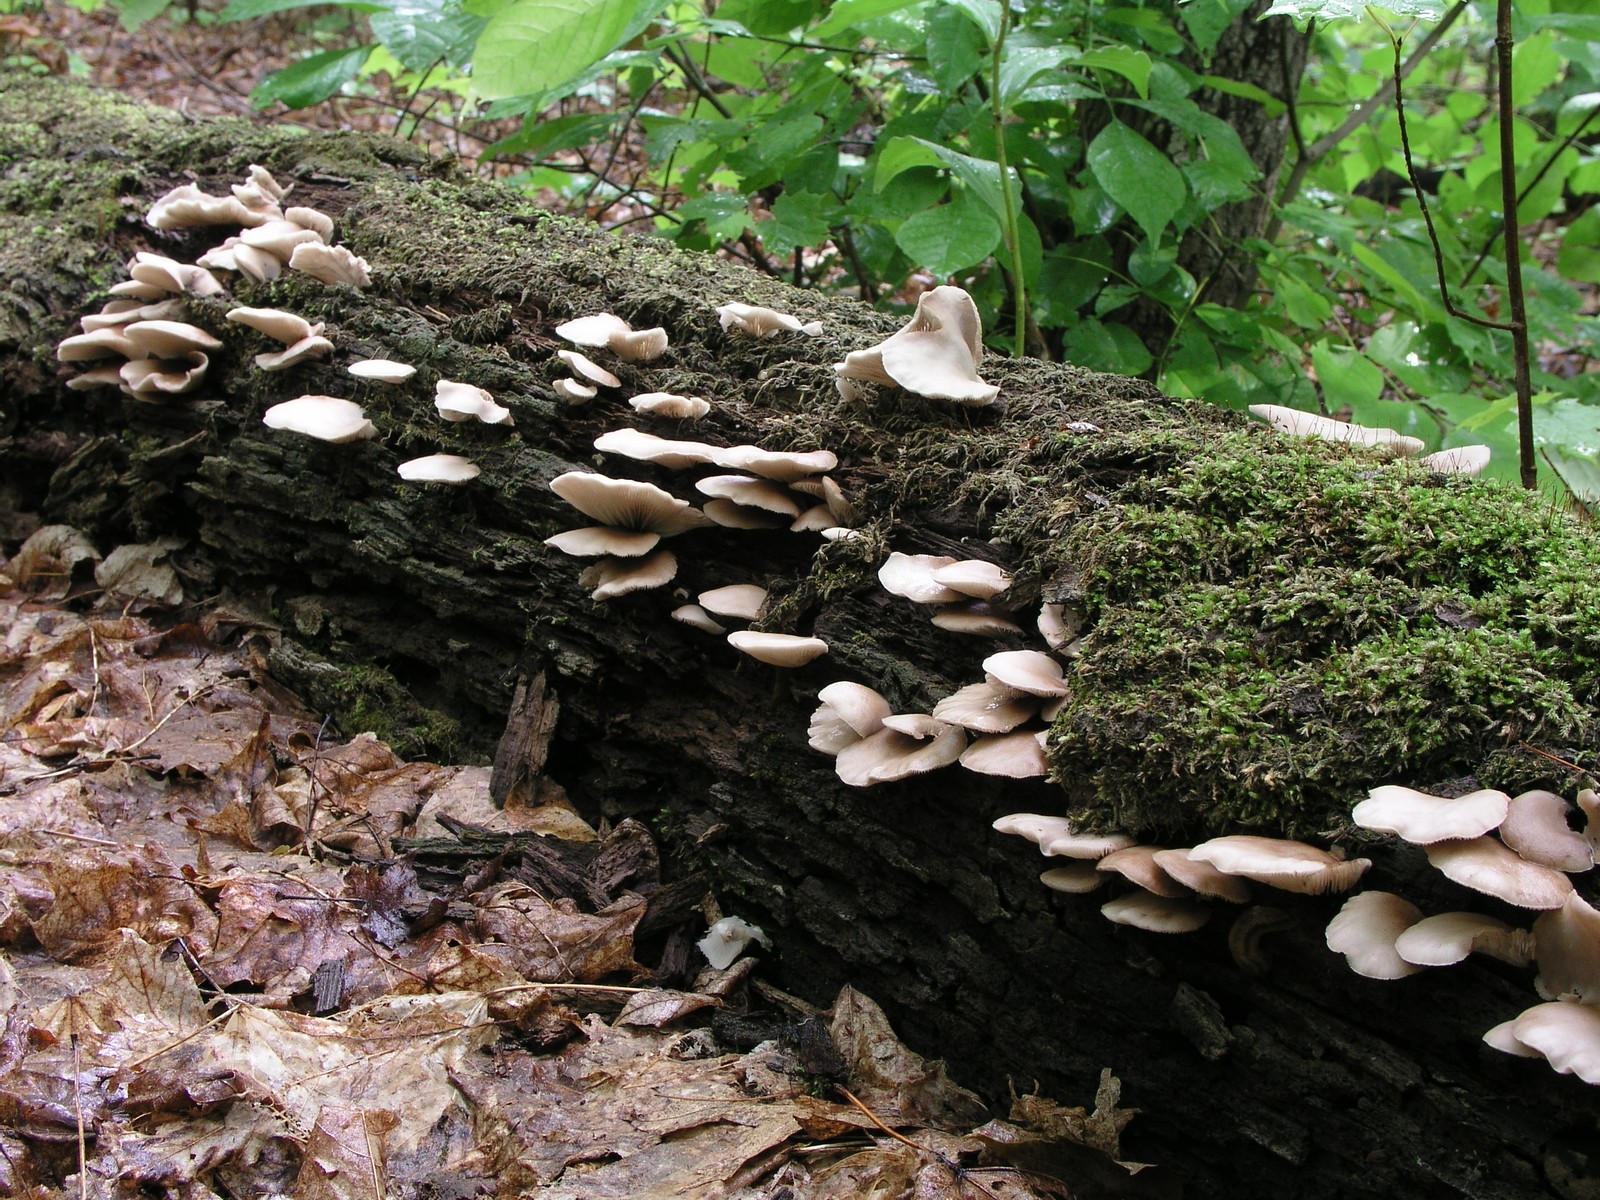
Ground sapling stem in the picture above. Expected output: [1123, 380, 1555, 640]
[990, 2, 1028, 358]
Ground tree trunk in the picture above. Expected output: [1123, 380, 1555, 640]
[3, 72, 1598, 1200]
[1077, 0, 1312, 352]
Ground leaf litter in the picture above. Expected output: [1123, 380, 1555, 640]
[0, 532, 1166, 1199]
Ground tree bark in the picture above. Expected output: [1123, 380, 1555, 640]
[2, 72, 1598, 1200]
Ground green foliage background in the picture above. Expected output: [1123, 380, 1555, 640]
[22, 0, 1600, 495]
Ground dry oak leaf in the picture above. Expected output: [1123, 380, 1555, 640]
[829, 984, 985, 1127]
[33, 846, 217, 961]
[471, 885, 646, 984]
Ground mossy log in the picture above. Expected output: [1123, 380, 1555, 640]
[3, 72, 1598, 1199]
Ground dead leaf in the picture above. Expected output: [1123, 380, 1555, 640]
[829, 985, 984, 1128]
[615, 988, 721, 1029]
[472, 885, 645, 984]
[294, 1104, 397, 1200]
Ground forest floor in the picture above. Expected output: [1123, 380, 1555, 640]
[0, 541, 1148, 1198]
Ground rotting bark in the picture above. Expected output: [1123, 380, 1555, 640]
[2, 72, 1599, 1200]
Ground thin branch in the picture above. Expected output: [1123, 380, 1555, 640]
[664, 41, 733, 119]
[1390, 31, 1512, 332]
[1267, 1, 1466, 238]
[1494, 0, 1536, 489]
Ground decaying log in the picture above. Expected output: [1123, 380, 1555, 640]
[2, 72, 1598, 1199]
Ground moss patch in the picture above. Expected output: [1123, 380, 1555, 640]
[1049, 428, 1600, 836]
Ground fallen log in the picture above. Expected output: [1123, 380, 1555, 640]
[2, 70, 1597, 1199]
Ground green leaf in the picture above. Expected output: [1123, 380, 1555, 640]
[1261, 0, 1443, 21]
[1063, 317, 1153, 375]
[1559, 209, 1600, 284]
[925, 4, 984, 93]
[109, 0, 172, 32]
[1085, 122, 1185, 244]
[369, 0, 487, 70]
[1545, 447, 1600, 506]
[223, 0, 377, 18]
[760, 191, 837, 257]
[1310, 341, 1384, 416]
[937, 0, 1000, 43]
[481, 112, 620, 161]
[874, 135, 1015, 224]
[998, 45, 1076, 107]
[1196, 74, 1285, 117]
[894, 191, 1002, 276]
[812, 0, 921, 37]
[1075, 46, 1151, 99]
[677, 191, 751, 241]
[473, 0, 670, 101]
[252, 45, 373, 109]
[1180, 0, 1253, 55]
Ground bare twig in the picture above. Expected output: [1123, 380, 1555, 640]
[1493, 0, 1536, 488]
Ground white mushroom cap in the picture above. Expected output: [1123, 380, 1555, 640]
[716, 302, 821, 338]
[285, 205, 335, 239]
[959, 730, 1048, 778]
[262, 395, 377, 443]
[289, 241, 372, 288]
[122, 320, 224, 358]
[348, 359, 417, 383]
[1249, 403, 1425, 456]
[815, 682, 891, 739]
[579, 550, 678, 600]
[557, 313, 632, 346]
[550, 471, 708, 535]
[791, 504, 836, 533]
[1149, 849, 1253, 903]
[1352, 785, 1510, 845]
[557, 349, 621, 388]
[128, 252, 226, 297]
[703, 500, 789, 529]
[57, 328, 140, 362]
[1042, 829, 1138, 860]
[992, 813, 1077, 851]
[544, 528, 661, 557]
[1325, 891, 1426, 979]
[1394, 911, 1535, 968]
[435, 380, 513, 425]
[1188, 836, 1371, 894]
[1482, 1018, 1543, 1058]
[837, 286, 998, 406]
[630, 391, 710, 419]
[594, 427, 722, 469]
[835, 722, 965, 786]
[1424, 837, 1574, 909]
[983, 649, 1069, 698]
[932, 559, 1012, 599]
[1418, 445, 1491, 475]
[727, 631, 829, 667]
[1504, 1001, 1600, 1084]
[553, 378, 598, 404]
[1579, 788, 1600, 864]
[398, 454, 479, 484]
[120, 353, 210, 396]
[108, 279, 171, 301]
[236, 165, 291, 206]
[1533, 892, 1600, 1001]
[671, 604, 726, 636]
[256, 335, 335, 371]
[878, 552, 963, 604]
[698, 583, 769, 621]
[208, 240, 283, 283]
[610, 327, 669, 363]
[1500, 789, 1593, 873]
[1097, 846, 1191, 898]
[227, 306, 324, 345]
[65, 366, 125, 391]
[80, 298, 184, 333]
[241, 218, 324, 259]
[713, 444, 838, 482]
[930, 603, 1024, 636]
[696, 476, 800, 517]
[147, 183, 269, 229]
[931, 681, 1038, 733]
[1101, 893, 1211, 933]
[1040, 863, 1106, 894]
[696, 916, 771, 969]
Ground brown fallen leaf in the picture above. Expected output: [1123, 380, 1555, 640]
[829, 985, 985, 1128]
[294, 1104, 398, 1200]
[615, 987, 721, 1029]
[472, 885, 645, 984]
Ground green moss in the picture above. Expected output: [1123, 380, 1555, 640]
[1051, 430, 1600, 837]
[315, 661, 469, 763]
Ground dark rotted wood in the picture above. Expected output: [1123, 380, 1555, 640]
[2, 72, 1597, 1200]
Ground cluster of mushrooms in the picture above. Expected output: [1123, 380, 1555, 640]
[989, 782, 1600, 1086]
[1250, 403, 1491, 475]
